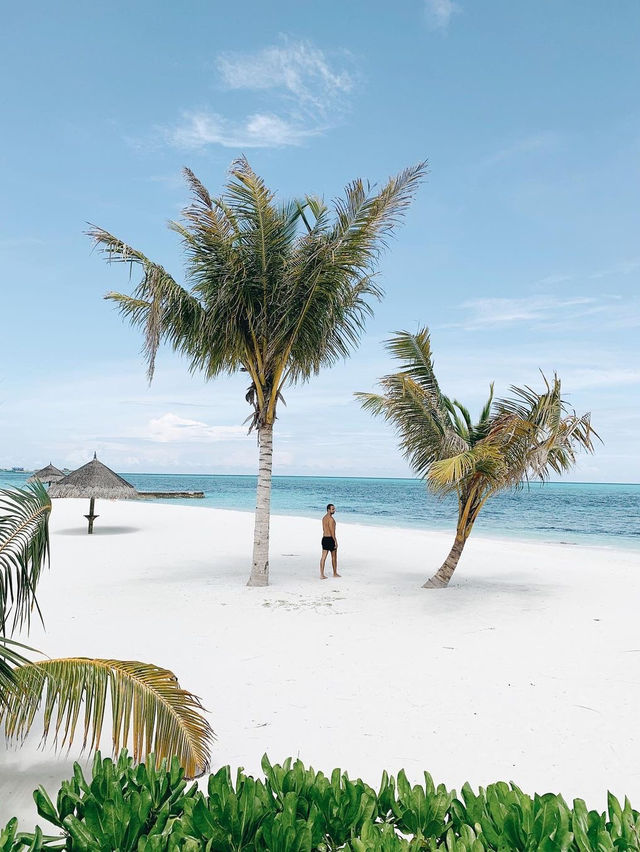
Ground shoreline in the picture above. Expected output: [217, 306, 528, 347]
[2, 475, 639, 552]
[65, 498, 640, 556]
[233, 505, 640, 555]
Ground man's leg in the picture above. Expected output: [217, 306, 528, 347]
[320, 550, 329, 579]
[331, 548, 340, 577]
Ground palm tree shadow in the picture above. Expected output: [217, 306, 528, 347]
[446, 576, 553, 596]
[56, 526, 142, 536]
[134, 557, 250, 584]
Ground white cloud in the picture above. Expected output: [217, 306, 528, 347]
[424, 0, 460, 30]
[168, 37, 354, 150]
[558, 368, 640, 391]
[146, 413, 246, 444]
[533, 272, 574, 288]
[589, 258, 640, 280]
[484, 131, 561, 166]
[0, 236, 48, 252]
[448, 292, 640, 333]
[453, 295, 597, 329]
[169, 111, 320, 150]
[216, 39, 353, 115]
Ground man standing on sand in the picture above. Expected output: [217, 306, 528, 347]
[320, 503, 341, 579]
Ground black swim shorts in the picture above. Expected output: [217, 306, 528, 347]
[321, 536, 336, 552]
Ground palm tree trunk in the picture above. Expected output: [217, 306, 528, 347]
[247, 423, 273, 587]
[423, 492, 486, 589]
[422, 533, 467, 588]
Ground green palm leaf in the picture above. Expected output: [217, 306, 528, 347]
[0, 638, 34, 709]
[384, 328, 447, 408]
[1, 657, 214, 778]
[0, 482, 50, 635]
[88, 226, 204, 382]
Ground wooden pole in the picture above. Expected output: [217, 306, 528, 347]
[84, 496, 99, 534]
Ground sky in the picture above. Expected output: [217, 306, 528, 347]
[1, 1, 639, 481]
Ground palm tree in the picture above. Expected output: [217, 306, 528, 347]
[0, 482, 213, 777]
[357, 328, 597, 588]
[88, 157, 426, 586]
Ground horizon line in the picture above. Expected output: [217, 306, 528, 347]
[2, 470, 638, 487]
[111, 472, 640, 487]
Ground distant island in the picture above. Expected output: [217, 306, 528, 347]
[0, 467, 70, 474]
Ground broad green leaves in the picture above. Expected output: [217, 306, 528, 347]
[5, 751, 640, 850]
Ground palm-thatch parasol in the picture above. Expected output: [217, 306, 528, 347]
[27, 463, 65, 486]
[49, 453, 138, 533]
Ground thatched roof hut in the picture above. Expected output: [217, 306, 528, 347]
[27, 463, 65, 485]
[49, 454, 138, 533]
[50, 454, 137, 500]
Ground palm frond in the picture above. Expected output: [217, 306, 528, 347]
[1, 657, 214, 778]
[385, 328, 449, 411]
[296, 195, 328, 233]
[0, 638, 36, 709]
[278, 165, 427, 387]
[443, 398, 470, 442]
[0, 483, 50, 635]
[497, 373, 564, 436]
[182, 166, 214, 209]
[453, 401, 473, 434]
[470, 383, 495, 443]
[427, 442, 505, 496]
[330, 161, 428, 260]
[354, 392, 390, 420]
[479, 383, 495, 425]
[88, 226, 202, 382]
[427, 451, 478, 494]
[356, 371, 467, 479]
[360, 336, 596, 502]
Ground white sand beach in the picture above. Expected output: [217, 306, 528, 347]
[1, 498, 639, 828]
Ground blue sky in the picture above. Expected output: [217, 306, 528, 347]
[1, 1, 638, 481]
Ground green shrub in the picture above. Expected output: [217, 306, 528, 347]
[4, 751, 640, 850]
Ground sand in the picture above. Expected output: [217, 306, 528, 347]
[1, 497, 639, 829]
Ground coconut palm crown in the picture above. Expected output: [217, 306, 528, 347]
[89, 157, 426, 586]
[357, 328, 597, 588]
[0, 482, 213, 777]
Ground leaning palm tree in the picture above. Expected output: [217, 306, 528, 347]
[357, 328, 597, 588]
[0, 483, 213, 777]
[88, 157, 426, 586]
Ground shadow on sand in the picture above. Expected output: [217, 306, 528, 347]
[452, 575, 552, 595]
[0, 753, 91, 830]
[55, 526, 142, 536]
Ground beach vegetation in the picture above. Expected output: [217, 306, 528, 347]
[0, 483, 213, 777]
[357, 328, 597, 588]
[5, 750, 640, 850]
[88, 157, 426, 586]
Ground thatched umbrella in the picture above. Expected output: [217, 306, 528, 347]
[27, 463, 65, 486]
[49, 453, 138, 533]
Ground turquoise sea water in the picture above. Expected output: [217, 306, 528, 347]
[1, 471, 639, 551]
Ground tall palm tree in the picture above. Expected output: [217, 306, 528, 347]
[0, 483, 213, 777]
[357, 328, 597, 588]
[89, 157, 426, 586]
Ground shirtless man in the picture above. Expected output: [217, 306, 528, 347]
[320, 503, 340, 579]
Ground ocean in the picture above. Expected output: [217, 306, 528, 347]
[1, 471, 639, 551]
